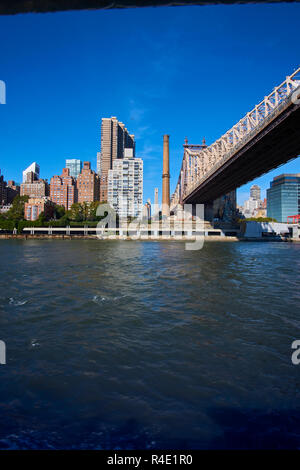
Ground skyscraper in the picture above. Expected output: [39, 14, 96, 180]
[99, 117, 135, 202]
[267, 174, 300, 222]
[66, 159, 82, 179]
[22, 162, 40, 183]
[250, 184, 261, 201]
[108, 149, 143, 219]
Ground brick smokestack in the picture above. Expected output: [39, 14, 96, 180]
[162, 135, 170, 217]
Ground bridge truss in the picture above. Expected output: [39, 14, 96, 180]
[171, 67, 300, 210]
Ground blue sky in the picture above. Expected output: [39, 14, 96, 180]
[0, 4, 299, 205]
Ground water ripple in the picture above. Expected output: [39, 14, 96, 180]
[0, 240, 299, 449]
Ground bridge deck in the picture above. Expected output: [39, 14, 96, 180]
[184, 102, 300, 204]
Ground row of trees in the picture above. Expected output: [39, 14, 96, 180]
[239, 217, 277, 222]
[0, 196, 108, 232]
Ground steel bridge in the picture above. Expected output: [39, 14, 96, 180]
[171, 67, 300, 210]
[1, 1, 299, 16]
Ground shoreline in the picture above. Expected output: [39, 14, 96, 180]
[0, 234, 299, 242]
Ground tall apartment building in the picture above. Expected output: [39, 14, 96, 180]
[77, 161, 100, 203]
[267, 174, 300, 222]
[20, 172, 49, 198]
[22, 162, 40, 183]
[250, 184, 261, 201]
[108, 149, 143, 219]
[66, 159, 82, 179]
[50, 168, 76, 210]
[99, 117, 135, 202]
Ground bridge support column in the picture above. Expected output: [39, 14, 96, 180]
[291, 225, 299, 239]
[204, 202, 214, 222]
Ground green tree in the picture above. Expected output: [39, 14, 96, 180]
[69, 202, 84, 222]
[87, 201, 101, 221]
[6, 195, 29, 221]
[240, 217, 277, 223]
[54, 204, 65, 220]
[37, 211, 46, 224]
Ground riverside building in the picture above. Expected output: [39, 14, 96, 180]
[99, 117, 135, 202]
[267, 174, 300, 223]
[77, 161, 100, 203]
[108, 148, 143, 219]
[50, 168, 76, 210]
[24, 197, 55, 221]
[20, 172, 49, 198]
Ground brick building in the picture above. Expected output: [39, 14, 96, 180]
[20, 172, 49, 198]
[77, 162, 100, 203]
[24, 197, 55, 221]
[0, 171, 19, 205]
[50, 168, 76, 210]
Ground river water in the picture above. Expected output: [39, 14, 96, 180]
[0, 239, 299, 449]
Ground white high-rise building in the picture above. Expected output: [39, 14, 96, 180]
[108, 148, 143, 219]
[242, 197, 260, 218]
[22, 162, 40, 183]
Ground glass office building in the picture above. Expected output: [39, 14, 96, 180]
[267, 174, 300, 222]
[65, 159, 82, 179]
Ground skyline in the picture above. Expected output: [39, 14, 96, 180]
[0, 4, 299, 205]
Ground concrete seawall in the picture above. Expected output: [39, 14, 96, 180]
[1, 234, 299, 242]
[0, 233, 240, 242]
